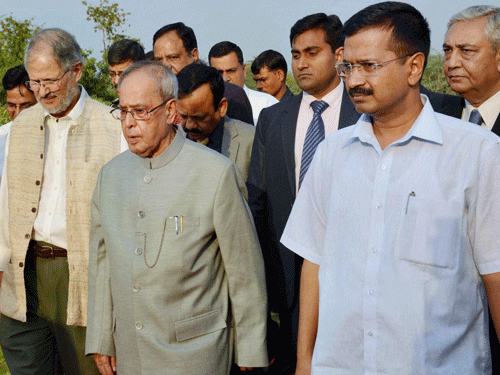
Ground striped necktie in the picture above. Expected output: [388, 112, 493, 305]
[468, 109, 483, 125]
[299, 100, 328, 188]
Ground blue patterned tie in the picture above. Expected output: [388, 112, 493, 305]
[299, 100, 328, 188]
[468, 109, 483, 125]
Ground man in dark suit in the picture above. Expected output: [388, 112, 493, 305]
[247, 13, 359, 374]
[443, 6, 500, 134]
[443, 6, 500, 373]
[152, 22, 254, 124]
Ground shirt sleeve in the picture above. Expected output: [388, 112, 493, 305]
[281, 142, 328, 265]
[469, 140, 500, 275]
[85, 168, 116, 356]
[214, 161, 268, 368]
[0, 131, 12, 271]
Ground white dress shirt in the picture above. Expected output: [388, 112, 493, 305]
[0, 87, 128, 269]
[282, 96, 500, 374]
[462, 88, 500, 130]
[0, 121, 12, 183]
[243, 84, 278, 125]
[294, 81, 344, 193]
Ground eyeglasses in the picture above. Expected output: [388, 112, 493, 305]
[110, 99, 169, 121]
[336, 55, 412, 77]
[25, 70, 69, 92]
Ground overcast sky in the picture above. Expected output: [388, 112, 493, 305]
[2, 0, 492, 65]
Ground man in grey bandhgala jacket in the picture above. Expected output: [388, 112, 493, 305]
[85, 60, 268, 375]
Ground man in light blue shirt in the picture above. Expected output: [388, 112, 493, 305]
[282, 2, 500, 374]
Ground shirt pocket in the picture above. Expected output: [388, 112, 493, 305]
[174, 309, 227, 342]
[398, 197, 462, 269]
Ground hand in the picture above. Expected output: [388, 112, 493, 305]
[94, 353, 116, 375]
[239, 367, 254, 371]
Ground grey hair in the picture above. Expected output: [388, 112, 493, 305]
[24, 28, 83, 71]
[118, 60, 178, 100]
[447, 5, 500, 53]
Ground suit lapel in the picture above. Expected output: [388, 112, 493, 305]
[491, 113, 500, 137]
[281, 93, 302, 196]
[338, 85, 360, 129]
[221, 119, 239, 163]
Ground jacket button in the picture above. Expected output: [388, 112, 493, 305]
[132, 284, 140, 292]
[25, 234, 30, 239]
[19, 262, 24, 267]
[40, 154, 44, 159]
[135, 247, 143, 255]
[31, 207, 36, 213]
[135, 322, 143, 330]
[35, 180, 41, 186]
[138, 211, 145, 218]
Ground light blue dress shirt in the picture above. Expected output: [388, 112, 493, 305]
[282, 96, 500, 374]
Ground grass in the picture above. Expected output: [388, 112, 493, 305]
[0, 349, 10, 375]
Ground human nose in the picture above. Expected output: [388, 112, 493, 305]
[221, 72, 230, 82]
[343, 65, 365, 87]
[296, 55, 308, 70]
[122, 111, 136, 128]
[444, 49, 461, 71]
[111, 75, 120, 88]
[13, 106, 21, 118]
[38, 83, 50, 97]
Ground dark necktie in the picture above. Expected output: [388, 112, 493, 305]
[468, 109, 483, 125]
[299, 100, 328, 188]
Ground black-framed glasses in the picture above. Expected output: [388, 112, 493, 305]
[336, 55, 412, 77]
[110, 99, 169, 121]
[25, 70, 69, 92]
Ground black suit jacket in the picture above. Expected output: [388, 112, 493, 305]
[420, 85, 463, 119]
[455, 95, 500, 137]
[247, 87, 359, 312]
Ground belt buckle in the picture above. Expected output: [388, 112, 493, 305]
[40, 244, 55, 258]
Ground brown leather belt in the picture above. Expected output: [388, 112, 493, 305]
[30, 240, 67, 258]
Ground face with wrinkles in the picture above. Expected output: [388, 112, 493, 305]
[26, 48, 82, 118]
[443, 17, 500, 106]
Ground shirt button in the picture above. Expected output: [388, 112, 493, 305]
[376, 204, 381, 209]
[135, 247, 143, 255]
[368, 331, 373, 337]
[372, 247, 377, 253]
[138, 211, 145, 218]
[381, 165, 386, 170]
[135, 322, 143, 330]
[144, 175, 152, 183]
[369, 290, 374, 295]
[132, 284, 140, 292]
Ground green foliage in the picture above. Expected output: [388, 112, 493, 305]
[422, 51, 457, 96]
[82, 0, 130, 58]
[0, 15, 40, 106]
[0, 348, 11, 374]
[80, 49, 116, 104]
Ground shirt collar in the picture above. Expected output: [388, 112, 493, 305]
[138, 126, 183, 170]
[464, 88, 500, 128]
[302, 80, 344, 110]
[43, 85, 86, 121]
[345, 94, 443, 150]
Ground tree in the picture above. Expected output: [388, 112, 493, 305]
[82, 0, 130, 57]
[0, 15, 40, 124]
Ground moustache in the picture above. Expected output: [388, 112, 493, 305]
[348, 87, 373, 96]
[39, 93, 58, 100]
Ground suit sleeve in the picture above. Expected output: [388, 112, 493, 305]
[85, 168, 116, 357]
[214, 161, 268, 368]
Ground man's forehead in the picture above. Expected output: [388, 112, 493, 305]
[445, 18, 489, 46]
[344, 27, 393, 59]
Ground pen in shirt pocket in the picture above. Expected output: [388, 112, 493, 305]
[405, 191, 415, 214]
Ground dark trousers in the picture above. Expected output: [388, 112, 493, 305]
[0, 247, 99, 375]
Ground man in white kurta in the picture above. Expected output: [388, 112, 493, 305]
[85, 60, 267, 375]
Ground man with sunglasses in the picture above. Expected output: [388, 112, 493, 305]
[85, 60, 267, 374]
[282, 2, 500, 374]
[0, 28, 125, 374]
